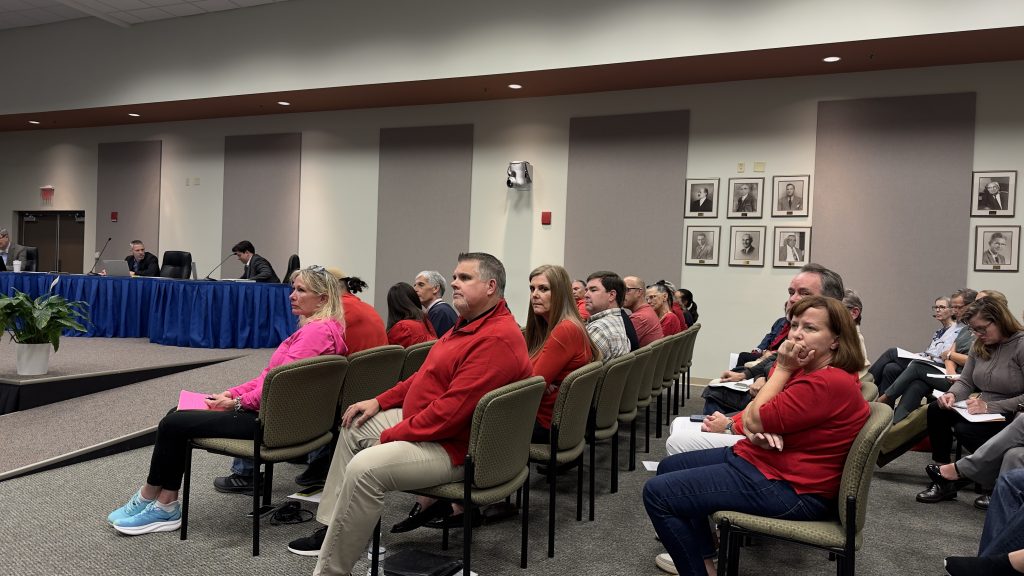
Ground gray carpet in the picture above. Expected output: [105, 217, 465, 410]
[0, 399, 986, 576]
[0, 349, 273, 477]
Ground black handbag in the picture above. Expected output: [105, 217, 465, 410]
[383, 549, 464, 576]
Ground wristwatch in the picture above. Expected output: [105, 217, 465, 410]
[724, 420, 735, 435]
[233, 398, 243, 412]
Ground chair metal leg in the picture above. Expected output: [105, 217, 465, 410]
[611, 428, 619, 494]
[547, 452, 556, 557]
[644, 405, 651, 453]
[656, 391, 663, 438]
[180, 447, 192, 541]
[588, 433, 596, 521]
[463, 458, 474, 576]
[665, 383, 672, 425]
[252, 459, 261, 556]
[521, 471, 530, 569]
[576, 455, 584, 522]
[686, 367, 691, 399]
[371, 518, 381, 576]
[629, 418, 637, 471]
[716, 520, 730, 576]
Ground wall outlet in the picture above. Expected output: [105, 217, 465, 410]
[737, 162, 745, 173]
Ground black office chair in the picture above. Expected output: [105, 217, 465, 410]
[160, 251, 193, 279]
[282, 254, 300, 283]
[23, 246, 38, 271]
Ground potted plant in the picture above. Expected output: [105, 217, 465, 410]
[0, 278, 89, 375]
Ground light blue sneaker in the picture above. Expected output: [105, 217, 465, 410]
[107, 491, 152, 525]
[112, 501, 181, 535]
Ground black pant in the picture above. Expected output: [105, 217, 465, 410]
[146, 408, 258, 491]
[868, 347, 912, 395]
[926, 402, 1008, 464]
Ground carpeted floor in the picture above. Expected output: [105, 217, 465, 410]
[0, 402, 986, 576]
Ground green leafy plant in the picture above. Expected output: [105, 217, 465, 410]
[0, 280, 89, 352]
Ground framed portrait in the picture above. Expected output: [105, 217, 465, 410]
[971, 171, 1017, 217]
[773, 226, 812, 268]
[771, 175, 811, 217]
[685, 225, 720, 266]
[684, 178, 720, 218]
[728, 225, 766, 267]
[726, 178, 764, 219]
[974, 226, 1020, 272]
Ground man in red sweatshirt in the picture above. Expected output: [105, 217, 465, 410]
[287, 252, 532, 576]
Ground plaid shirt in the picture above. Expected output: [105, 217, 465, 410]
[586, 308, 630, 361]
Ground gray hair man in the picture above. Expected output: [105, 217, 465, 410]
[414, 269, 458, 337]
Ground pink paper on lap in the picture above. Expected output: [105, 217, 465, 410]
[177, 390, 211, 411]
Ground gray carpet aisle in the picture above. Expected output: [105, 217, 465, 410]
[0, 407, 986, 576]
[0, 348, 272, 477]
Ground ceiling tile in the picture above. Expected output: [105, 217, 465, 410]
[158, 2, 201, 16]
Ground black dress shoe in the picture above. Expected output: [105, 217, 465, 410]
[917, 481, 958, 503]
[390, 500, 450, 533]
[295, 455, 331, 487]
[425, 508, 483, 529]
[974, 494, 991, 510]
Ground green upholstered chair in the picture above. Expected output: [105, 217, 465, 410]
[617, 345, 653, 471]
[586, 351, 635, 519]
[399, 339, 436, 381]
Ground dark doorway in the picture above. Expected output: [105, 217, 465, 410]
[17, 211, 86, 273]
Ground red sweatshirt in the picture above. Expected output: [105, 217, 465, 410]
[341, 293, 388, 353]
[532, 319, 594, 429]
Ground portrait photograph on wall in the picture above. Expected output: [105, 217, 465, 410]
[685, 225, 720, 266]
[684, 178, 720, 218]
[728, 225, 766, 267]
[971, 171, 1017, 217]
[771, 175, 811, 217]
[726, 177, 764, 219]
[974, 225, 1020, 272]
[773, 226, 811, 268]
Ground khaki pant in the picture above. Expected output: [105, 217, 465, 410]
[313, 409, 463, 576]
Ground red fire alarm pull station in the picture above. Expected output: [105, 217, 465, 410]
[111, 212, 118, 222]
[541, 211, 552, 225]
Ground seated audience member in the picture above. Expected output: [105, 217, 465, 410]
[125, 240, 159, 277]
[734, 305, 788, 368]
[978, 289, 1009, 306]
[623, 275, 665, 346]
[414, 270, 458, 338]
[232, 240, 280, 282]
[330, 269, 388, 353]
[285, 253, 533, 573]
[646, 281, 682, 336]
[943, 469, 1024, 576]
[107, 267, 348, 535]
[583, 271, 631, 361]
[868, 295, 961, 394]
[660, 281, 688, 329]
[842, 288, 872, 380]
[644, 296, 869, 576]
[917, 297, 1024, 504]
[572, 278, 590, 321]
[385, 282, 437, 347]
[879, 289, 978, 423]
[922, 407, 1024, 509]
[676, 288, 698, 326]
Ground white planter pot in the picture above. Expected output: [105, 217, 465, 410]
[16, 343, 51, 376]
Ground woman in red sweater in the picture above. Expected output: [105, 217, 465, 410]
[646, 281, 683, 336]
[386, 282, 437, 347]
[644, 296, 868, 576]
[525, 264, 600, 442]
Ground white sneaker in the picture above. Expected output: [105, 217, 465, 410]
[655, 552, 678, 574]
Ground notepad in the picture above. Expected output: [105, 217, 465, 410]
[177, 390, 211, 411]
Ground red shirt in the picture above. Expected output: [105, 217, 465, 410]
[387, 318, 437, 347]
[576, 298, 590, 321]
[376, 299, 533, 465]
[532, 319, 594, 429]
[671, 302, 688, 330]
[659, 312, 682, 336]
[732, 367, 868, 499]
[341, 293, 388, 353]
[630, 303, 665, 346]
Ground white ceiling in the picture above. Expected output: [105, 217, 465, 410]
[0, 0, 289, 30]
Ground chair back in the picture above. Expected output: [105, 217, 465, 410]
[592, 352, 634, 431]
[468, 376, 546, 489]
[550, 361, 603, 451]
[647, 338, 671, 397]
[23, 246, 38, 271]
[638, 341, 661, 401]
[679, 323, 701, 372]
[258, 355, 349, 448]
[860, 380, 878, 402]
[400, 339, 436, 380]
[283, 254, 300, 284]
[339, 345, 405, 412]
[160, 250, 193, 279]
[660, 333, 683, 388]
[838, 402, 893, 537]
[622, 346, 653, 411]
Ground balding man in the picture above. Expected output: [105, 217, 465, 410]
[623, 275, 664, 347]
[414, 270, 458, 337]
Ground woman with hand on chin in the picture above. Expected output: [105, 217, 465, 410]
[107, 266, 348, 535]
[644, 296, 868, 576]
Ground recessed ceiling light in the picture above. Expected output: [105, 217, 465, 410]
[29, 120, 40, 125]
[508, 84, 523, 90]
[128, 113, 140, 117]
[277, 101, 291, 106]
[823, 56, 841, 63]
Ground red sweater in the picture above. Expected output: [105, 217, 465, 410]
[630, 303, 665, 346]
[732, 367, 868, 499]
[532, 319, 594, 429]
[576, 298, 590, 321]
[671, 302, 688, 330]
[387, 318, 437, 347]
[376, 299, 532, 465]
[659, 312, 682, 336]
[342, 293, 389, 353]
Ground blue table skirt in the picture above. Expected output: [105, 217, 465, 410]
[0, 272, 295, 349]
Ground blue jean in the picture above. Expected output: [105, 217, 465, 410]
[643, 447, 831, 576]
[979, 468, 1024, 556]
[230, 445, 329, 476]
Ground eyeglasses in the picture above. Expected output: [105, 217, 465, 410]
[970, 321, 993, 335]
[932, 305, 948, 310]
[305, 265, 328, 276]
[626, 287, 644, 293]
